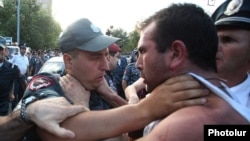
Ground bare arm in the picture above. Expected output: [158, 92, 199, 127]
[125, 77, 146, 104]
[9, 82, 15, 102]
[95, 78, 128, 107]
[0, 110, 33, 141]
[0, 97, 87, 141]
[38, 74, 209, 141]
[122, 79, 128, 91]
[26, 97, 88, 139]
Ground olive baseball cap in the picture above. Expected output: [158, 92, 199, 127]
[58, 18, 120, 53]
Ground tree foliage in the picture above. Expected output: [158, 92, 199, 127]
[0, 0, 61, 50]
[0, 0, 139, 52]
[126, 30, 140, 51]
[109, 28, 139, 53]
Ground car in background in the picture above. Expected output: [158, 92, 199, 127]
[38, 56, 65, 75]
[7, 46, 20, 55]
[27, 56, 65, 82]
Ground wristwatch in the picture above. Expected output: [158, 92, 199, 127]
[20, 95, 38, 123]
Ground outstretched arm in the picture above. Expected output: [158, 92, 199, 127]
[96, 78, 128, 107]
[38, 74, 209, 141]
[0, 110, 33, 141]
[0, 97, 87, 141]
[27, 97, 88, 139]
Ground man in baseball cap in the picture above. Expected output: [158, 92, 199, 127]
[22, 18, 127, 140]
[212, 0, 250, 108]
[0, 36, 21, 116]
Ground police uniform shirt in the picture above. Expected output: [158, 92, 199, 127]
[0, 60, 20, 99]
[122, 62, 140, 86]
[22, 72, 68, 141]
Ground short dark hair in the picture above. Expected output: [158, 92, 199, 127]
[137, 3, 218, 72]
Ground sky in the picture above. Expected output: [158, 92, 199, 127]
[52, 0, 226, 33]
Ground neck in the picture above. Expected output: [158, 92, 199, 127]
[218, 71, 248, 87]
[179, 66, 221, 86]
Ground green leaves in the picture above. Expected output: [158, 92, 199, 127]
[0, 0, 61, 50]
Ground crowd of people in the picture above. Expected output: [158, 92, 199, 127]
[0, 0, 249, 141]
[0, 44, 63, 117]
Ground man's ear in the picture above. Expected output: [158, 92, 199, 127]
[169, 40, 187, 70]
[63, 53, 73, 73]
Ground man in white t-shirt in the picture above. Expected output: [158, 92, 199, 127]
[10, 45, 29, 76]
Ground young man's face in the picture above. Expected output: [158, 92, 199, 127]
[65, 48, 109, 90]
[136, 22, 170, 92]
[216, 28, 250, 77]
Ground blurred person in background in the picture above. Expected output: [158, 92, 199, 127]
[30, 50, 44, 75]
[54, 48, 61, 57]
[111, 45, 128, 100]
[122, 50, 146, 101]
[0, 36, 21, 115]
[9, 45, 29, 110]
[105, 43, 121, 93]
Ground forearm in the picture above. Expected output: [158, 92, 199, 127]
[122, 80, 128, 92]
[9, 82, 15, 100]
[99, 84, 127, 107]
[125, 85, 138, 99]
[49, 104, 153, 141]
[0, 110, 34, 141]
[104, 91, 127, 107]
[125, 78, 146, 100]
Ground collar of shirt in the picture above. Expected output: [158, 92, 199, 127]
[230, 73, 250, 107]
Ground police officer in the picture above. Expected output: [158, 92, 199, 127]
[111, 47, 128, 100]
[212, 0, 250, 108]
[0, 36, 21, 115]
[122, 50, 140, 88]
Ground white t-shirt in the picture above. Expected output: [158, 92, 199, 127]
[230, 73, 250, 108]
[9, 54, 29, 75]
